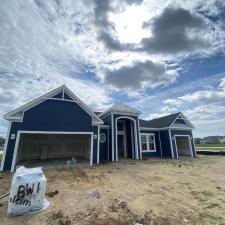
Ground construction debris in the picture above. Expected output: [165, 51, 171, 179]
[7, 166, 49, 216]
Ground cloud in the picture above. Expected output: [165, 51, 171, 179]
[163, 98, 183, 106]
[93, 0, 142, 51]
[102, 60, 178, 91]
[179, 89, 225, 103]
[185, 104, 225, 120]
[139, 7, 207, 54]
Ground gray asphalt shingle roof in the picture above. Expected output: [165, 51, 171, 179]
[139, 112, 180, 128]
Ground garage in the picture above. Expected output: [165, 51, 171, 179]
[12, 132, 93, 170]
[175, 135, 192, 156]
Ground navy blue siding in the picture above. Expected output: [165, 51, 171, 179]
[102, 115, 112, 160]
[171, 129, 196, 157]
[3, 99, 98, 171]
[52, 92, 63, 98]
[140, 130, 161, 157]
[159, 130, 172, 157]
[64, 93, 73, 100]
[99, 128, 109, 161]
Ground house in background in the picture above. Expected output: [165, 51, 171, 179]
[0, 85, 196, 172]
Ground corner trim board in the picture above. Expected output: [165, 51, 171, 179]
[0, 122, 12, 171]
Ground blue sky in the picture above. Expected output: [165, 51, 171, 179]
[0, 0, 225, 138]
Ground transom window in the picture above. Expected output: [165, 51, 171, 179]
[141, 133, 156, 152]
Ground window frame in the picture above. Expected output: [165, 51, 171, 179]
[141, 133, 156, 152]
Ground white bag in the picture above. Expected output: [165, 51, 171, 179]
[7, 166, 49, 216]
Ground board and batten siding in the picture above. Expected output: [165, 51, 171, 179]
[159, 130, 173, 157]
[3, 99, 98, 171]
[99, 128, 109, 161]
[101, 114, 112, 160]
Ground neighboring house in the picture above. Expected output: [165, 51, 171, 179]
[202, 136, 222, 144]
[200, 139, 208, 144]
[0, 85, 196, 172]
[219, 137, 225, 144]
[194, 138, 201, 145]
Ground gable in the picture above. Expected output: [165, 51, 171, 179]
[170, 113, 194, 129]
[4, 85, 103, 125]
[22, 99, 93, 130]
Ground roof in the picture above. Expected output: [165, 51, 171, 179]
[139, 112, 194, 128]
[4, 85, 103, 125]
[99, 103, 141, 117]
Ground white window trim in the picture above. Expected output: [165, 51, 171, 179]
[141, 133, 156, 152]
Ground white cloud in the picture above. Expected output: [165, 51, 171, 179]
[163, 98, 183, 106]
[185, 105, 225, 120]
[178, 89, 225, 103]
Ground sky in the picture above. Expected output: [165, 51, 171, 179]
[0, 0, 225, 138]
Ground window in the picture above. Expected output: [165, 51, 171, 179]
[141, 133, 156, 152]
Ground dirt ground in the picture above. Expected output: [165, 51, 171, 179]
[1, 155, 225, 225]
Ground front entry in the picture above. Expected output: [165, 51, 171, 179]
[118, 134, 125, 158]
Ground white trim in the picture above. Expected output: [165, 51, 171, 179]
[130, 122, 134, 159]
[4, 85, 103, 126]
[44, 98, 77, 103]
[140, 133, 156, 152]
[111, 113, 114, 161]
[115, 119, 118, 161]
[192, 133, 197, 156]
[137, 118, 142, 159]
[107, 129, 110, 160]
[90, 133, 94, 166]
[168, 129, 174, 158]
[0, 122, 12, 171]
[158, 131, 162, 157]
[62, 87, 65, 100]
[174, 135, 193, 158]
[97, 126, 100, 164]
[115, 116, 139, 160]
[99, 109, 141, 118]
[10, 131, 94, 172]
[140, 126, 193, 131]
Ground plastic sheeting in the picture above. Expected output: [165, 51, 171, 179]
[7, 166, 49, 216]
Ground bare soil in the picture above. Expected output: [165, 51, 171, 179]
[1, 155, 225, 225]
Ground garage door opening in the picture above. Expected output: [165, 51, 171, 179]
[175, 136, 192, 157]
[13, 132, 93, 170]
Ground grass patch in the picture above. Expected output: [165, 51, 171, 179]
[191, 191, 214, 202]
[196, 144, 225, 147]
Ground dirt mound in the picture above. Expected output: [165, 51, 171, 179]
[47, 210, 71, 225]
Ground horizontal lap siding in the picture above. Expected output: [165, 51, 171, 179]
[171, 129, 196, 157]
[3, 99, 98, 171]
[140, 130, 161, 157]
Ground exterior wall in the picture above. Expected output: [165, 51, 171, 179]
[159, 130, 172, 157]
[102, 114, 112, 160]
[140, 130, 161, 157]
[113, 114, 140, 161]
[171, 129, 196, 157]
[3, 99, 98, 171]
[99, 128, 109, 161]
